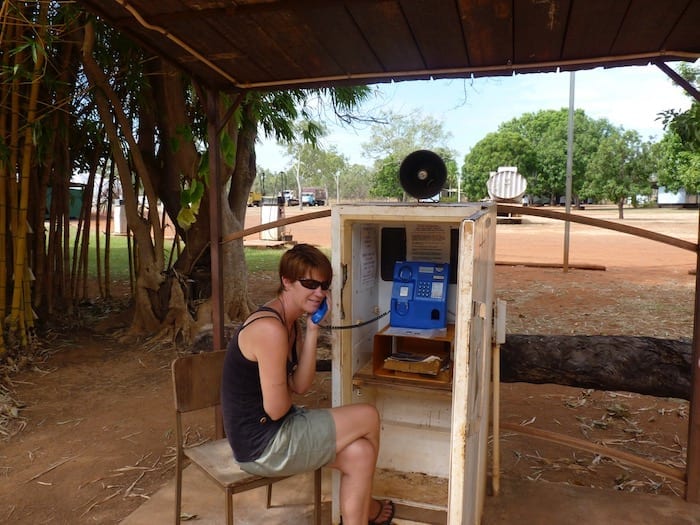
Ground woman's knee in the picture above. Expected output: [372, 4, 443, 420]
[336, 436, 376, 469]
[356, 403, 380, 429]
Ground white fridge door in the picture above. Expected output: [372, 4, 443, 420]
[448, 206, 496, 524]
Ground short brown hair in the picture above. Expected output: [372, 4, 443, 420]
[278, 244, 332, 294]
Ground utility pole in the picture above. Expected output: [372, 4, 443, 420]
[563, 71, 575, 273]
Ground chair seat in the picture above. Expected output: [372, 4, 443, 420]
[184, 438, 289, 493]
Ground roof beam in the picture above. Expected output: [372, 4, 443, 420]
[655, 60, 700, 102]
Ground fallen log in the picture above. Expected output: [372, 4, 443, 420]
[500, 334, 692, 400]
[209, 330, 691, 400]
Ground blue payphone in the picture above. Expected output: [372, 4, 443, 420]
[389, 261, 449, 329]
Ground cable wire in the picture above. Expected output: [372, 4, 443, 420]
[324, 310, 389, 330]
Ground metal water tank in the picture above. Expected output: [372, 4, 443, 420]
[486, 167, 527, 202]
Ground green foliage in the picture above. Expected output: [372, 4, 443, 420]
[659, 104, 700, 152]
[363, 110, 452, 161]
[170, 124, 194, 153]
[256, 86, 372, 147]
[177, 179, 204, 230]
[340, 163, 373, 200]
[581, 130, 653, 206]
[463, 108, 636, 204]
[244, 248, 284, 273]
[654, 131, 700, 194]
[500, 109, 616, 200]
[369, 155, 403, 200]
[433, 147, 459, 191]
[655, 63, 700, 195]
[362, 111, 455, 198]
[220, 129, 237, 168]
[325, 85, 374, 118]
[83, 232, 284, 279]
[245, 246, 329, 273]
[256, 87, 374, 202]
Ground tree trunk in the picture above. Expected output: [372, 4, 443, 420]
[82, 22, 165, 335]
[167, 93, 257, 329]
[149, 59, 201, 236]
[499, 334, 691, 400]
[224, 99, 259, 321]
[314, 335, 693, 399]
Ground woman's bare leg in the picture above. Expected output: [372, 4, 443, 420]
[327, 403, 381, 524]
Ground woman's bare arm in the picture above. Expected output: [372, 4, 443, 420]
[241, 318, 293, 420]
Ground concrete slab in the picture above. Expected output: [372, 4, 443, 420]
[121, 465, 700, 525]
[121, 466, 330, 525]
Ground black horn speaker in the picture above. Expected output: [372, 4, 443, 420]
[399, 150, 447, 200]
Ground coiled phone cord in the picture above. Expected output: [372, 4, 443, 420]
[322, 310, 389, 330]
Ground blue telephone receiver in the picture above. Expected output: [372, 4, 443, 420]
[311, 298, 328, 324]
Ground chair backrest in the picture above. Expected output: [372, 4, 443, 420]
[172, 350, 227, 414]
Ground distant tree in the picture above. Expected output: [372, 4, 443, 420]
[433, 147, 459, 198]
[580, 129, 654, 218]
[659, 63, 700, 150]
[282, 128, 349, 206]
[363, 111, 455, 199]
[499, 109, 615, 204]
[463, 109, 617, 204]
[653, 131, 700, 194]
[370, 154, 403, 200]
[341, 164, 373, 201]
[657, 63, 700, 196]
[363, 110, 452, 161]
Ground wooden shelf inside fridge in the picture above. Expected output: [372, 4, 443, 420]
[353, 324, 454, 391]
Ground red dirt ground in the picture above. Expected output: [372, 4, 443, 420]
[0, 204, 697, 523]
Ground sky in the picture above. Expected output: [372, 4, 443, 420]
[256, 62, 696, 173]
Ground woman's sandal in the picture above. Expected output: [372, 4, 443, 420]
[339, 498, 395, 525]
[369, 499, 395, 525]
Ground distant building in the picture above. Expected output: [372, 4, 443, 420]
[657, 187, 699, 208]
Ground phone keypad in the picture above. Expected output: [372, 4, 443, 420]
[417, 281, 432, 297]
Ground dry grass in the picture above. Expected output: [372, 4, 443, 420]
[496, 268, 694, 339]
[0, 248, 695, 501]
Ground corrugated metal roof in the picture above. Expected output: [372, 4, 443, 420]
[77, 0, 700, 92]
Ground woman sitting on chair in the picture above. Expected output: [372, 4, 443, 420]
[221, 243, 394, 525]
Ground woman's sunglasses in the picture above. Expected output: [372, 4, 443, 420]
[298, 278, 331, 291]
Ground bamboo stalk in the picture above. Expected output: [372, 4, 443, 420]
[10, 1, 48, 348]
[0, 3, 14, 355]
[6, 7, 23, 342]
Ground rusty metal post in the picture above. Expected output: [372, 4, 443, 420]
[687, 211, 700, 502]
[205, 89, 225, 353]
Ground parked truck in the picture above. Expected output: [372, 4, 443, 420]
[247, 191, 262, 207]
[301, 187, 327, 206]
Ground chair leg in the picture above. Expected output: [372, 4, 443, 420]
[175, 460, 183, 525]
[226, 488, 234, 525]
[313, 468, 322, 525]
[266, 482, 273, 508]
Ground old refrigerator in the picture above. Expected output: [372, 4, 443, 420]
[330, 202, 497, 524]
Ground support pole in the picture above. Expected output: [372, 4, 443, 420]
[563, 71, 575, 272]
[492, 340, 500, 496]
[656, 59, 700, 503]
[492, 299, 506, 497]
[205, 89, 225, 352]
[687, 210, 700, 502]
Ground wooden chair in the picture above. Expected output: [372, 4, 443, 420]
[172, 350, 322, 525]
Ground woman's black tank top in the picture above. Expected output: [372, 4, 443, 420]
[220, 306, 297, 462]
